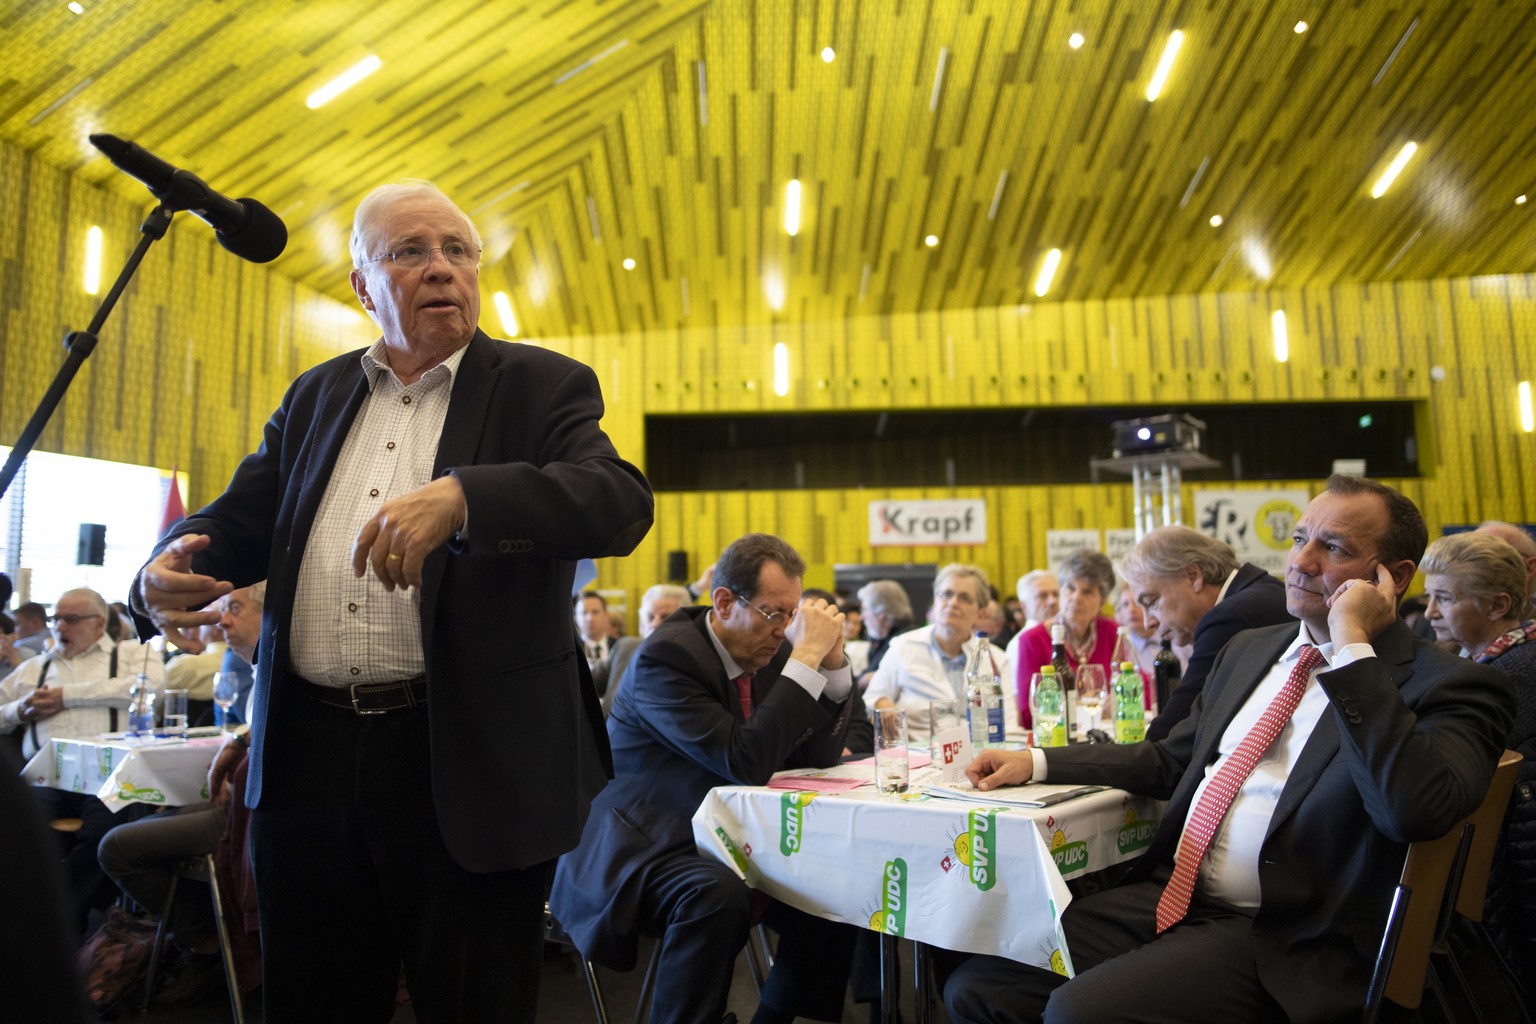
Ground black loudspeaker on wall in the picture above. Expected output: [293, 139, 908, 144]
[667, 550, 689, 583]
[77, 523, 106, 566]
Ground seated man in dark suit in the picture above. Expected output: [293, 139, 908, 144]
[1119, 525, 1292, 741]
[944, 476, 1516, 1024]
[552, 533, 859, 1024]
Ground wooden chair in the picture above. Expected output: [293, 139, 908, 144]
[1363, 749, 1522, 1023]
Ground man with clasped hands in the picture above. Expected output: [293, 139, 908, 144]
[944, 476, 1514, 1024]
[132, 180, 653, 1023]
[553, 533, 861, 1024]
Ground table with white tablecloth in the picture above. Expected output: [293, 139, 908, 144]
[693, 765, 1163, 977]
[20, 729, 226, 811]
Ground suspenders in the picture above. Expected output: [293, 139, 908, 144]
[29, 646, 120, 749]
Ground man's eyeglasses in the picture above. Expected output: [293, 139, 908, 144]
[361, 242, 481, 271]
[734, 593, 798, 626]
[935, 588, 978, 606]
[48, 613, 103, 625]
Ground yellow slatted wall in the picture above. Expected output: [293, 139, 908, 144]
[4, 138, 1533, 618]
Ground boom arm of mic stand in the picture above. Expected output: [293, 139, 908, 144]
[0, 205, 174, 501]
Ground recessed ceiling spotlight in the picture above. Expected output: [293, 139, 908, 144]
[1209, 214, 1224, 227]
[924, 234, 939, 248]
[622, 257, 636, 270]
[821, 47, 836, 63]
[1068, 33, 1085, 49]
[1517, 194, 1529, 205]
[1294, 21, 1308, 33]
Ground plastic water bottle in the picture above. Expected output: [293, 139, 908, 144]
[127, 672, 155, 737]
[966, 634, 993, 749]
[1115, 661, 1146, 743]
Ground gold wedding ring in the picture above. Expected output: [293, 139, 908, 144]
[387, 553, 402, 560]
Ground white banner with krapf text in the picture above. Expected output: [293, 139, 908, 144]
[869, 499, 987, 547]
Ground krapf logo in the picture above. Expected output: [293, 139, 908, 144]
[869, 499, 986, 547]
[780, 791, 817, 856]
[876, 858, 908, 936]
[967, 808, 999, 891]
[1043, 814, 1089, 874]
[1116, 803, 1158, 855]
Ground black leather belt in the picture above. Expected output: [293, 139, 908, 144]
[294, 675, 427, 716]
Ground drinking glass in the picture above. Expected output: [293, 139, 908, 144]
[212, 672, 239, 733]
[928, 699, 966, 764]
[1030, 672, 1063, 747]
[157, 688, 189, 739]
[873, 707, 910, 794]
[1075, 664, 1108, 732]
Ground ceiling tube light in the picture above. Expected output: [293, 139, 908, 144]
[773, 342, 791, 396]
[1034, 248, 1062, 297]
[784, 179, 801, 236]
[1519, 380, 1534, 433]
[83, 225, 102, 294]
[1370, 142, 1418, 198]
[1146, 30, 1184, 101]
[306, 54, 382, 109]
[1272, 309, 1289, 363]
[493, 291, 519, 337]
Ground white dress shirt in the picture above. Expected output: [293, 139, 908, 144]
[0, 635, 165, 759]
[1034, 623, 1375, 907]
[290, 340, 467, 686]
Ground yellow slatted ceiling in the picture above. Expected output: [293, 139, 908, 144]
[2, 0, 1534, 340]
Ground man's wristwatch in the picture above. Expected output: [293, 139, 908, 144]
[228, 723, 251, 749]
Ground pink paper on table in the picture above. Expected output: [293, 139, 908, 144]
[844, 751, 933, 769]
[767, 775, 869, 792]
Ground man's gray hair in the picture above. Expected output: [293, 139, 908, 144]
[1015, 569, 1055, 601]
[640, 583, 690, 620]
[248, 581, 267, 608]
[349, 179, 483, 269]
[857, 580, 913, 623]
[935, 563, 991, 606]
[57, 587, 109, 619]
[1118, 525, 1240, 588]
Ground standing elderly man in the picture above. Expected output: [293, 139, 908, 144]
[1119, 525, 1291, 741]
[132, 180, 653, 1023]
[944, 476, 1515, 1024]
[553, 534, 859, 1024]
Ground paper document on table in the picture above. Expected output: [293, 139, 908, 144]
[768, 761, 874, 791]
[926, 781, 1107, 808]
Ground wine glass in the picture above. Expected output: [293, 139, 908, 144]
[212, 671, 239, 733]
[1075, 664, 1108, 732]
[1030, 672, 1063, 747]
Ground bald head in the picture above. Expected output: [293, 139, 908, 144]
[1475, 521, 1536, 599]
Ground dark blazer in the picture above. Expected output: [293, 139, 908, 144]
[1146, 562, 1289, 742]
[551, 605, 855, 969]
[1043, 620, 1515, 1023]
[137, 331, 654, 873]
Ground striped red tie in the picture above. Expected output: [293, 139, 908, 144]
[735, 674, 754, 720]
[1154, 644, 1324, 933]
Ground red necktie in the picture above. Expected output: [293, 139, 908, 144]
[1154, 644, 1324, 933]
[735, 674, 754, 720]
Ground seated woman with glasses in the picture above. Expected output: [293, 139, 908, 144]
[865, 563, 1019, 747]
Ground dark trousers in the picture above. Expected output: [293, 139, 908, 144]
[249, 699, 552, 1024]
[638, 853, 861, 1024]
[97, 802, 228, 950]
[34, 788, 154, 932]
[944, 877, 1286, 1024]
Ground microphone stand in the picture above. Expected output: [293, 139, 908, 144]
[0, 204, 174, 500]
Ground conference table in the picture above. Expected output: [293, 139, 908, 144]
[693, 760, 1162, 1020]
[21, 728, 226, 811]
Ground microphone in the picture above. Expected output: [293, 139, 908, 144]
[89, 134, 288, 264]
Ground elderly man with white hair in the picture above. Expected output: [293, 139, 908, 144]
[1, 586, 165, 929]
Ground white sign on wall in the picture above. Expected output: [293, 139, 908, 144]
[869, 499, 987, 547]
[1104, 529, 1138, 567]
[1193, 489, 1311, 576]
[1045, 529, 1101, 570]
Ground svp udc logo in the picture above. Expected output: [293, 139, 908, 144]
[869, 500, 987, 547]
[780, 792, 817, 856]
